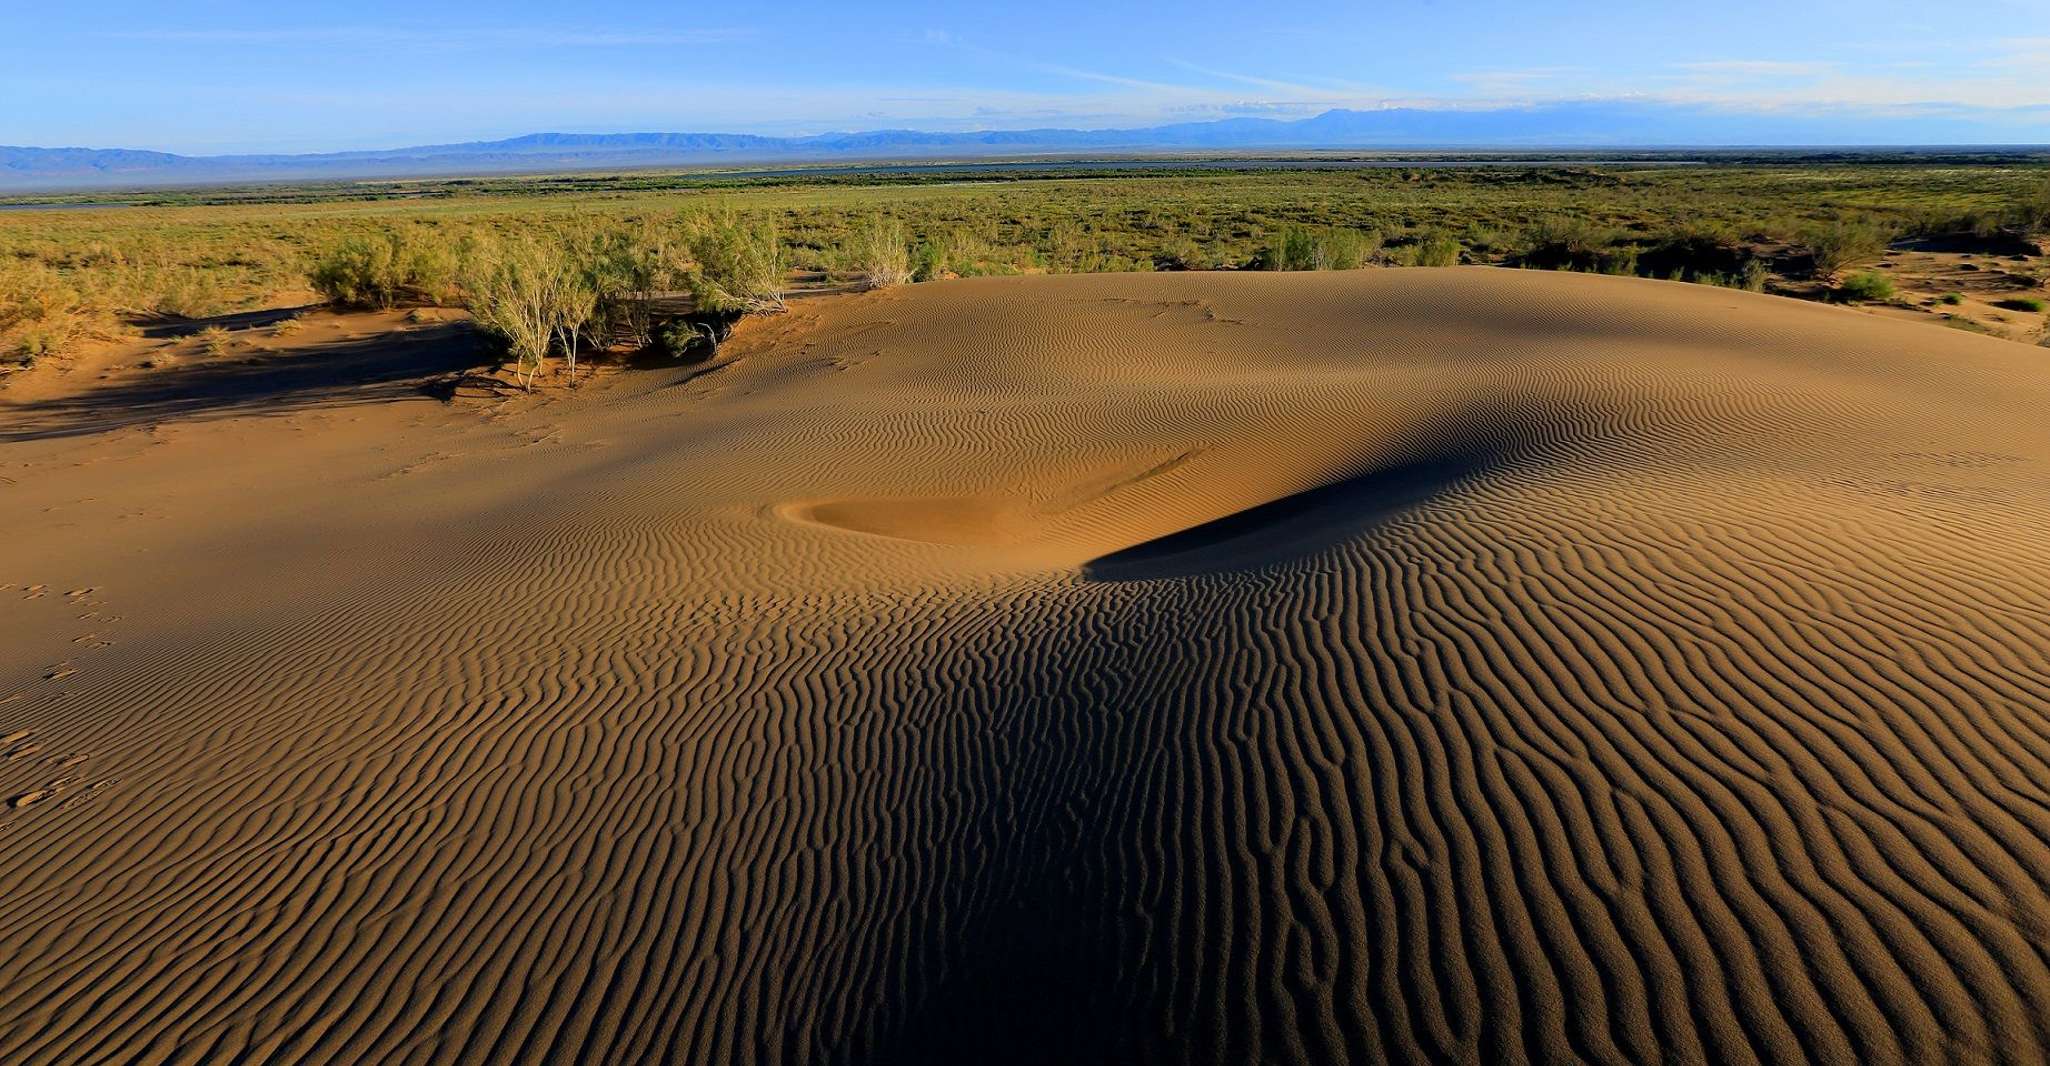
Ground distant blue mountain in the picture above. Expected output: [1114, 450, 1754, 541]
[5, 103, 2047, 191]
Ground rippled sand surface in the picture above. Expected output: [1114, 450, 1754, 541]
[6, 270, 2050, 1064]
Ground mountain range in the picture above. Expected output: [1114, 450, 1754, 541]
[7, 102, 2049, 191]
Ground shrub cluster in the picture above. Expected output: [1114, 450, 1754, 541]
[2018, 179, 2050, 233]
[460, 235, 593, 388]
[1637, 224, 1751, 283]
[1257, 225, 1385, 271]
[1516, 218, 1635, 274]
[909, 227, 1029, 280]
[848, 215, 910, 289]
[1395, 232, 1463, 268]
[13, 166, 2043, 370]
[1802, 219, 1894, 277]
[1836, 271, 1897, 303]
[677, 208, 785, 314]
[307, 229, 460, 309]
[446, 210, 794, 387]
[0, 260, 90, 364]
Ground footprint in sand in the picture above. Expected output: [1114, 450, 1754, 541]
[9, 788, 56, 810]
[57, 780, 111, 813]
[1, 732, 38, 760]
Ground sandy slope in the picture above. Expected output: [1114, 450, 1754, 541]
[5, 269, 2050, 1065]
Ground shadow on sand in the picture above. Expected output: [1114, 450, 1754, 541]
[1, 323, 491, 442]
[1083, 453, 1490, 582]
[129, 304, 325, 340]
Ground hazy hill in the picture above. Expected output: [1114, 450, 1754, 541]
[5, 102, 2047, 190]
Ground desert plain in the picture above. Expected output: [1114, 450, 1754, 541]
[5, 265, 2050, 1063]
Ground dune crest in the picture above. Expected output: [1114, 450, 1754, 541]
[5, 270, 2050, 1064]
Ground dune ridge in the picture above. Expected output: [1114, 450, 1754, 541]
[4, 270, 2050, 1063]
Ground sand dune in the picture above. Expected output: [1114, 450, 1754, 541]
[5, 269, 2050, 1064]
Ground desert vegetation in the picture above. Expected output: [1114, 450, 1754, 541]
[6, 164, 2048, 369]
[847, 215, 911, 288]
[677, 209, 786, 314]
[1836, 270, 1897, 303]
[0, 260, 89, 364]
[458, 235, 587, 389]
[292, 209, 792, 384]
[308, 229, 461, 309]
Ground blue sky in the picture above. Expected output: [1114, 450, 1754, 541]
[5, 1, 2048, 152]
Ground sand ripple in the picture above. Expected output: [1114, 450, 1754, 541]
[5, 270, 2050, 1063]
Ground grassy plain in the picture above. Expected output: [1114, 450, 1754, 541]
[5, 162, 2048, 363]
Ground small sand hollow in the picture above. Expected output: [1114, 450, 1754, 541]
[5, 269, 2050, 1064]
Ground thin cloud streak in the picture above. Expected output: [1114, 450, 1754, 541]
[1163, 59, 1346, 98]
[106, 26, 757, 47]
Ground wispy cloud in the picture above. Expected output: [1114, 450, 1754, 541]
[1453, 49, 2050, 112]
[1452, 67, 1594, 98]
[1674, 60, 1838, 78]
[1033, 63, 1201, 95]
[1164, 59, 1343, 98]
[37, 23, 2050, 152]
[108, 26, 756, 48]
[1983, 36, 2050, 70]
[1164, 100, 1330, 117]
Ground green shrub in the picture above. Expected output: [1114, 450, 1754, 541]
[1152, 236, 1205, 271]
[401, 234, 462, 306]
[2016, 179, 2050, 233]
[848, 215, 910, 288]
[144, 266, 229, 318]
[910, 239, 945, 282]
[1315, 228, 1380, 270]
[1263, 225, 1318, 271]
[679, 209, 785, 313]
[1, 260, 90, 360]
[1803, 217, 1892, 276]
[1836, 271, 1896, 302]
[1939, 292, 1965, 305]
[461, 236, 596, 389]
[569, 220, 683, 350]
[307, 229, 460, 309]
[1637, 223, 1757, 285]
[1462, 226, 1513, 255]
[309, 235, 400, 308]
[1995, 296, 2047, 313]
[657, 319, 721, 360]
[1256, 225, 1381, 270]
[909, 226, 1019, 279]
[1515, 217, 1630, 273]
[1412, 232, 1462, 268]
